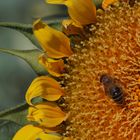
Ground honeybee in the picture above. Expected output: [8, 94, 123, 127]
[100, 74, 124, 104]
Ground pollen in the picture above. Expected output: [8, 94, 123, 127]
[63, 2, 140, 140]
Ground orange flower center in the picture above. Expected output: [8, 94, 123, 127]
[63, 2, 140, 139]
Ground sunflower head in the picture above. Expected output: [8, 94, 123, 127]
[63, 1, 140, 139]
[13, 0, 140, 140]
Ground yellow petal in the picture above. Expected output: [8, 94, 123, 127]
[102, 0, 118, 10]
[13, 125, 63, 140]
[33, 19, 73, 58]
[62, 19, 81, 28]
[43, 88, 64, 101]
[26, 76, 64, 105]
[39, 54, 65, 77]
[13, 124, 71, 140]
[62, 19, 84, 36]
[27, 102, 68, 127]
[47, 0, 96, 26]
[47, 0, 66, 4]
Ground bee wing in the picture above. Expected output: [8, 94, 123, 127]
[103, 84, 112, 96]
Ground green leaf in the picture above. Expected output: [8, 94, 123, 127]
[0, 22, 39, 48]
[0, 121, 22, 140]
[0, 103, 28, 140]
[0, 102, 28, 125]
[0, 48, 47, 75]
[49, 22, 62, 31]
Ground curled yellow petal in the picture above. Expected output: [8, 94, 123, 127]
[62, 19, 81, 28]
[13, 124, 63, 140]
[102, 0, 118, 10]
[39, 54, 65, 77]
[47, 0, 96, 26]
[27, 102, 68, 127]
[26, 76, 64, 105]
[33, 19, 73, 58]
[62, 19, 84, 36]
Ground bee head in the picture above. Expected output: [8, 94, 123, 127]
[100, 74, 112, 85]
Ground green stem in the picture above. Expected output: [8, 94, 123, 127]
[0, 102, 29, 125]
[0, 48, 39, 58]
[0, 48, 47, 75]
[0, 102, 28, 117]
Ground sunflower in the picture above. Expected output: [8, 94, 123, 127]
[13, 0, 140, 139]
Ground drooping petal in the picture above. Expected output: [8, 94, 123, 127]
[47, 0, 96, 26]
[33, 19, 73, 58]
[13, 124, 63, 140]
[27, 102, 68, 127]
[25, 76, 64, 105]
[62, 19, 82, 28]
[39, 54, 65, 77]
[62, 19, 84, 36]
[102, 0, 118, 10]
